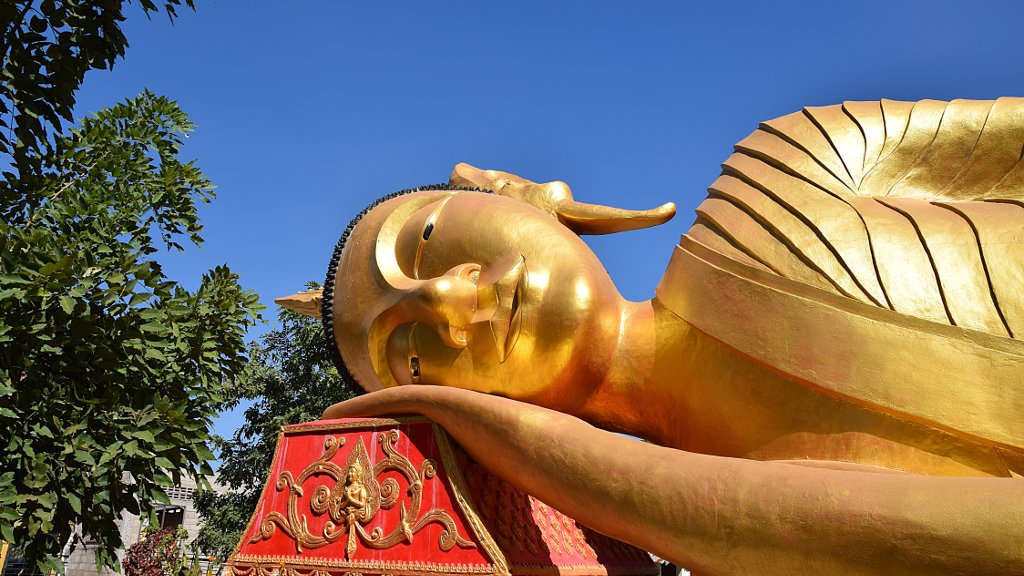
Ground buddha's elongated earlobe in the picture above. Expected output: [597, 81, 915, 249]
[555, 198, 676, 235]
[449, 162, 676, 235]
[276, 289, 323, 318]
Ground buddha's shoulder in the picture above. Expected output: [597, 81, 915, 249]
[686, 97, 1024, 340]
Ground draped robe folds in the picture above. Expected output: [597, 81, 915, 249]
[657, 98, 1024, 475]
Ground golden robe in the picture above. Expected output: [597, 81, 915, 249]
[656, 98, 1024, 473]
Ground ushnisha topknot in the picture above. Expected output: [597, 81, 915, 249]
[321, 184, 492, 393]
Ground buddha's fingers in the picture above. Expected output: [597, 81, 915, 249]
[322, 388, 1024, 576]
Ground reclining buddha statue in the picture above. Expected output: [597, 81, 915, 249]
[279, 98, 1024, 575]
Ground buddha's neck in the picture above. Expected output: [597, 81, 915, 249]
[574, 298, 694, 446]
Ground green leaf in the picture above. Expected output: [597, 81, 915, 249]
[35, 492, 56, 508]
[0, 287, 25, 299]
[194, 444, 214, 461]
[151, 488, 171, 505]
[59, 295, 75, 314]
[129, 292, 152, 305]
[67, 491, 82, 514]
[140, 322, 169, 335]
[144, 348, 165, 361]
[0, 274, 31, 285]
[74, 450, 96, 467]
[97, 447, 119, 467]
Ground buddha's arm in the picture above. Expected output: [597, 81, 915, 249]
[323, 387, 1024, 576]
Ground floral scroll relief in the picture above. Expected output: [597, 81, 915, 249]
[249, 430, 476, 559]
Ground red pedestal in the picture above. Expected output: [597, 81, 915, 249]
[228, 417, 658, 576]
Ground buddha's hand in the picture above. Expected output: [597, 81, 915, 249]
[448, 162, 675, 235]
[321, 386, 690, 563]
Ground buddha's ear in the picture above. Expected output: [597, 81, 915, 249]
[554, 197, 676, 235]
[275, 289, 323, 319]
[449, 162, 676, 235]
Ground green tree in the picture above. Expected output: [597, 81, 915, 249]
[0, 0, 194, 216]
[194, 304, 357, 561]
[0, 2, 264, 573]
[0, 89, 262, 574]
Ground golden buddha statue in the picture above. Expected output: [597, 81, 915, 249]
[279, 98, 1024, 575]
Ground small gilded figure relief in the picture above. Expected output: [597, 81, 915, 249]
[280, 98, 1024, 575]
[330, 464, 368, 525]
[339, 463, 367, 560]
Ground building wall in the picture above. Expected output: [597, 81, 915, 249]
[62, 475, 225, 576]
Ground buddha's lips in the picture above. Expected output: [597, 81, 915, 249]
[488, 256, 526, 362]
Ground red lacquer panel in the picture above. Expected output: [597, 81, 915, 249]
[229, 418, 658, 576]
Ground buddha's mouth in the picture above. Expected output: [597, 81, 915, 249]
[487, 256, 526, 363]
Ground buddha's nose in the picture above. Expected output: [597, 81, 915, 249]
[407, 263, 480, 348]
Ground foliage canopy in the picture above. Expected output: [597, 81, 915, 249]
[0, 1, 263, 573]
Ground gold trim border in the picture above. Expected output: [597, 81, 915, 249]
[281, 416, 432, 434]
[231, 555, 659, 576]
[231, 554, 494, 576]
[433, 424, 510, 576]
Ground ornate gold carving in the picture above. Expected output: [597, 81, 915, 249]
[230, 420, 658, 576]
[249, 430, 476, 558]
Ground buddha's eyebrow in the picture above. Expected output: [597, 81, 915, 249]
[412, 195, 455, 280]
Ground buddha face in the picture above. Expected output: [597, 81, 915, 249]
[346, 465, 361, 484]
[328, 190, 625, 409]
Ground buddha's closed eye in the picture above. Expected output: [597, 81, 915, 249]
[410, 195, 452, 280]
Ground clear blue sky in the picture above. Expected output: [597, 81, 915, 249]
[73, 0, 1024, 439]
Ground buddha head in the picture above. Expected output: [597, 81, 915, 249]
[346, 464, 361, 485]
[278, 163, 675, 411]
